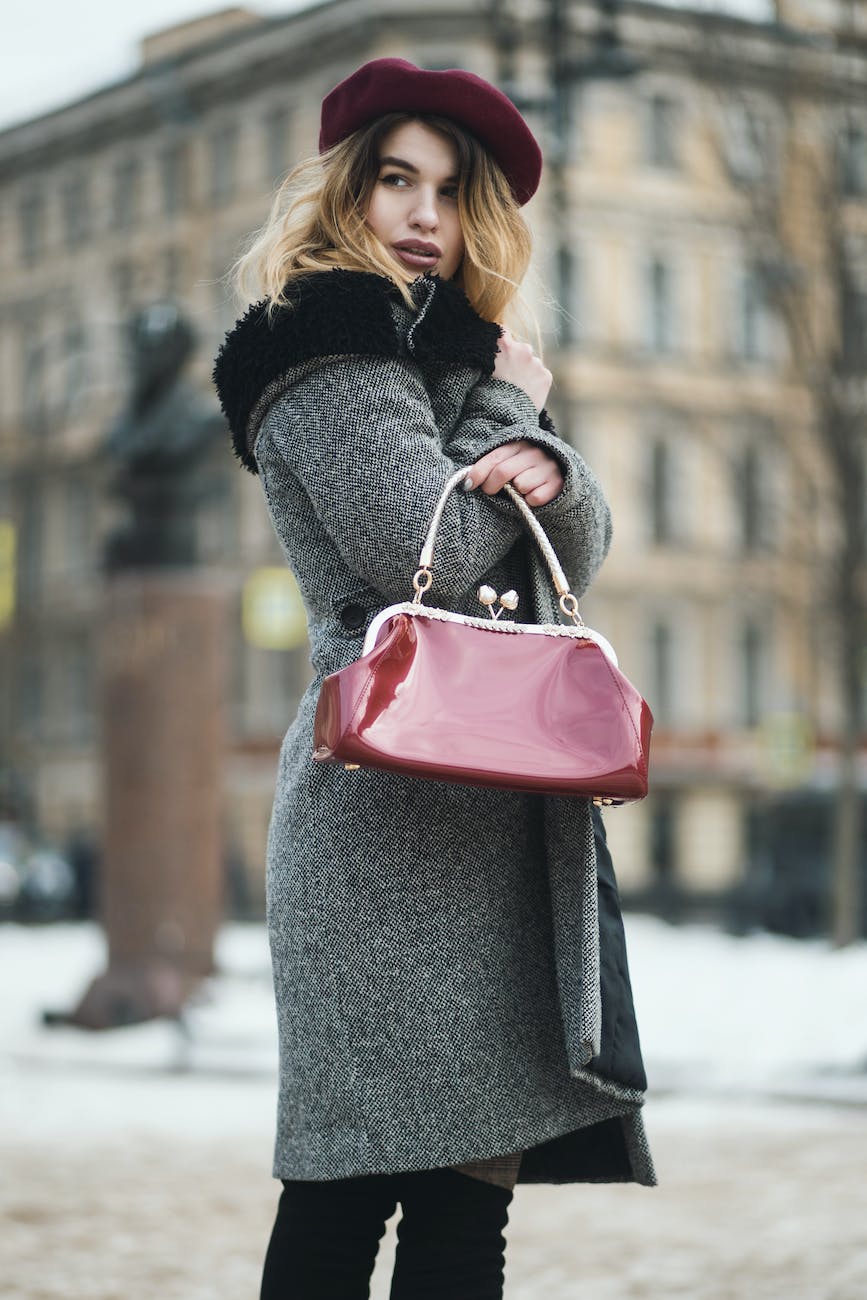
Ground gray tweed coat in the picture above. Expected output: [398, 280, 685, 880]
[214, 270, 656, 1187]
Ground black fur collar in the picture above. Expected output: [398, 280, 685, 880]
[212, 270, 502, 473]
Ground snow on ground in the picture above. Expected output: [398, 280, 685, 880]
[625, 915, 867, 1102]
[3, 914, 866, 1138]
[4, 1095, 866, 1300]
[1, 922, 277, 1145]
[2, 917, 867, 1299]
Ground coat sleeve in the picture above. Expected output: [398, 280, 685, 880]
[253, 353, 554, 603]
[443, 376, 613, 599]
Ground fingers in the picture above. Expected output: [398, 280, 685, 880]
[492, 331, 553, 412]
[495, 327, 527, 356]
[493, 333, 537, 375]
[479, 448, 543, 495]
[521, 477, 564, 508]
[506, 457, 564, 507]
[465, 441, 533, 491]
[464, 441, 564, 505]
[510, 462, 554, 499]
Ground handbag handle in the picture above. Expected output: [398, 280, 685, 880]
[412, 465, 584, 624]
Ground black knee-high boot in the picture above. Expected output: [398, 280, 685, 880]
[260, 1174, 398, 1300]
[389, 1168, 514, 1300]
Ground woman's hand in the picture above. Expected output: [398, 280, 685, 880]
[464, 440, 564, 508]
[492, 327, 552, 413]
[464, 329, 561, 506]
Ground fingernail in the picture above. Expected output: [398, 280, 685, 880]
[462, 474, 473, 490]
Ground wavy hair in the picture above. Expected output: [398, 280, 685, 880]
[232, 112, 534, 327]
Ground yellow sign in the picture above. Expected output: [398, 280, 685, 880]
[0, 521, 15, 629]
[242, 567, 308, 650]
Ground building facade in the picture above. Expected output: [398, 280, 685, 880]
[0, 0, 864, 915]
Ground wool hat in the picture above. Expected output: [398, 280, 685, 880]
[319, 57, 543, 206]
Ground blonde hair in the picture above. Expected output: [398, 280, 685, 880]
[233, 112, 534, 329]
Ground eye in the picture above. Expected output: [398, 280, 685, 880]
[380, 172, 410, 187]
[441, 184, 459, 202]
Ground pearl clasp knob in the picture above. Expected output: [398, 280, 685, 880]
[477, 586, 520, 621]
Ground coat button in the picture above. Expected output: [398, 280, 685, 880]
[339, 603, 367, 631]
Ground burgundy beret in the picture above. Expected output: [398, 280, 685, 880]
[319, 58, 542, 206]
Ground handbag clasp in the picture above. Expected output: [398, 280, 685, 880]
[478, 586, 519, 621]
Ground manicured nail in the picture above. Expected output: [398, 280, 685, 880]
[462, 474, 474, 490]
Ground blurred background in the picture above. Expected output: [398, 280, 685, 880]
[1, 1, 866, 1297]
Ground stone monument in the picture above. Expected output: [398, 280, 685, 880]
[68, 302, 228, 1028]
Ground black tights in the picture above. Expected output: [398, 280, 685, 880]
[260, 1167, 514, 1300]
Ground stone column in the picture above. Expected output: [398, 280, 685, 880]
[70, 571, 227, 1028]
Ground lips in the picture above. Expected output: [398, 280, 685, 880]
[393, 240, 442, 270]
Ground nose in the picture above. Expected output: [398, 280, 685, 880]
[409, 186, 439, 231]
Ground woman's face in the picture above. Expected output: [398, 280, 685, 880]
[365, 120, 465, 281]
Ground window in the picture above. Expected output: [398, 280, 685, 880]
[113, 260, 136, 314]
[840, 124, 867, 198]
[646, 257, 674, 353]
[841, 283, 867, 373]
[739, 268, 762, 359]
[263, 106, 291, 184]
[735, 442, 776, 552]
[64, 479, 92, 572]
[160, 141, 189, 217]
[19, 654, 43, 737]
[63, 637, 93, 742]
[734, 265, 775, 363]
[19, 486, 42, 602]
[650, 438, 673, 545]
[649, 794, 676, 881]
[212, 262, 239, 337]
[64, 321, 88, 415]
[241, 641, 303, 735]
[163, 247, 183, 298]
[740, 617, 764, 728]
[61, 172, 90, 248]
[555, 243, 580, 344]
[739, 445, 762, 550]
[21, 331, 46, 434]
[197, 467, 238, 564]
[742, 799, 766, 869]
[645, 94, 679, 170]
[112, 157, 141, 230]
[650, 619, 673, 725]
[726, 104, 773, 183]
[210, 122, 239, 206]
[19, 190, 45, 266]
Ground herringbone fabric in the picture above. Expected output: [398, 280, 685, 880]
[215, 271, 656, 1187]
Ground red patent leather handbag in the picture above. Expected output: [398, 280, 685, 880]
[313, 468, 653, 803]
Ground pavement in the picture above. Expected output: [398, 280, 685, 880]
[4, 1096, 867, 1300]
[4, 921, 867, 1298]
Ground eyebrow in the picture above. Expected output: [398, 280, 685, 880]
[378, 155, 459, 184]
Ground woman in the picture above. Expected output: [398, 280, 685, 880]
[214, 57, 655, 1300]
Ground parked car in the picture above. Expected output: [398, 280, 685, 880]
[750, 791, 867, 938]
[0, 823, 77, 922]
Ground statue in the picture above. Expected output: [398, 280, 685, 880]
[104, 302, 223, 568]
[61, 300, 228, 1030]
